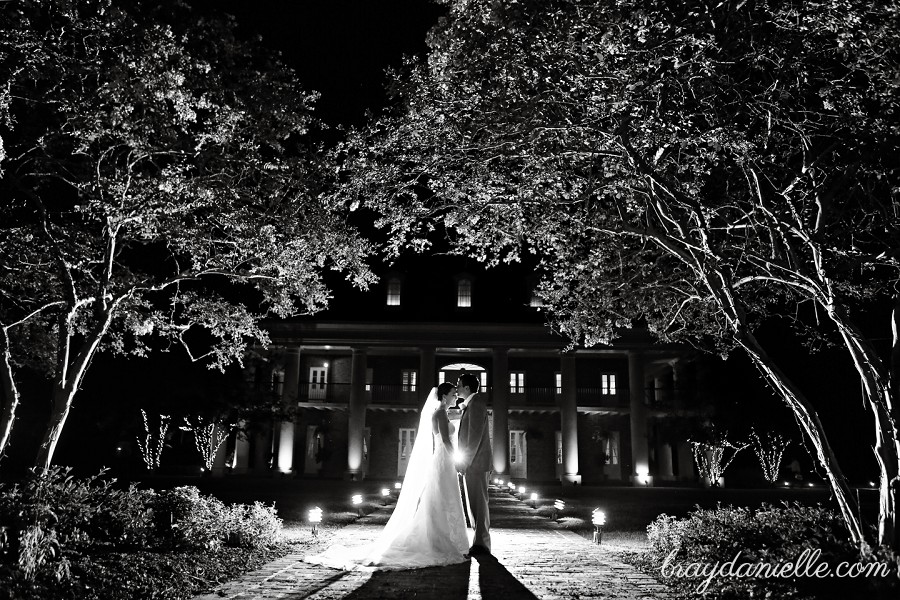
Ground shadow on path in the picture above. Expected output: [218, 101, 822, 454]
[475, 554, 540, 600]
[278, 570, 348, 600]
[341, 562, 471, 599]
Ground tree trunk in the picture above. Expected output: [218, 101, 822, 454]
[34, 318, 110, 471]
[700, 269, 866, 545]
[34, 383, 77, 471]
[738, 333, 865, 546]
[0, 330, 21, 461]
[821, 301, 900, 550]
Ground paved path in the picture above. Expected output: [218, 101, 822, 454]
[195, 488, 666, 600]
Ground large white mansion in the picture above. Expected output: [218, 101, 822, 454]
[223, 258, 711, 485]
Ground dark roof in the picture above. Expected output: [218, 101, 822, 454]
[312, 254, 547, 324]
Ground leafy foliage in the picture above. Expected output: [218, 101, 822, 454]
[339, 0, 900, 545]
[343, 0, 899, 349]
[0, 0, 375, 466]
[0, 469, 283, 585]
[645, 503, 899, 599]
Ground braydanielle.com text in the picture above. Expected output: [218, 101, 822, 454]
[661, 548, 892, 593]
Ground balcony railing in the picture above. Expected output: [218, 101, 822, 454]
[294, 383, 629, 408]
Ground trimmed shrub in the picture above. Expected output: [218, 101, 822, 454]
[644, 503, 899, 599]
[151, 486, 228, 551]
[1, 471, 283, 583]
[223, 502, 282, 549]
[0, 468, 155, 580]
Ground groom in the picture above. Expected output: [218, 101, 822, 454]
[455, 373, 492, 555]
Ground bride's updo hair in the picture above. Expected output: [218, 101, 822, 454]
[437, 382, 456, 401]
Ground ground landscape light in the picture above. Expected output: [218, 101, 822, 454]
[592, 508, 606, 545]
[552, 498, 565, 520]
[394, 482, 402, 490]
[381, 488, 390, 505]
[352, 494, 363, 517]
[308, 506, 323, 536]
[530, 492, 538, 508]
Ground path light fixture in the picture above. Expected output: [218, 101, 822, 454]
[308, 506, 323, 536]
[497, 478, 505, 488]
[381, 488, 390, 505]
[352, 494, 363, 517]
[552, 499, 565, 520]
[530, 492, 538, 509]
[394, 482, 402, 492]
[592, 508, 606, 545]
[507, 481, 517, 494]
[518, 485, 526, 500]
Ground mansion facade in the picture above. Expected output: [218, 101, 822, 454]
[224, 259, 713, 485]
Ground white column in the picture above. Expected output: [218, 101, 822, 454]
[346, 347, 367, 480]
[492, 347, 510, 475]
[233, 423, 250, 474]
[560, 352, 581, 485]
[277, 348, 301, 474]
[629, 351, 652, 486]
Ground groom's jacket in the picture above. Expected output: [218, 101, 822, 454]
[458, 393, 492, 472]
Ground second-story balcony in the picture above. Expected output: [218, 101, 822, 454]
[294, 383, 630, 410]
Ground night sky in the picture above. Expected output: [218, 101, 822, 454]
[190, 0, 446, 126]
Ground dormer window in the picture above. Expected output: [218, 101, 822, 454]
[457, 278, 472, 308]
[386, 278, 401, 306]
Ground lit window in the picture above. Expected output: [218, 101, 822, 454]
[509, 372, 525, 394]
[386, 278, 401, 306]
[402, 370, 417, 392]
[555, 372, 562, 395]
[601, 374, 617, 395]
[365, 367, 373, 392]
[271, 369, 285, 396]
[457, 279, 472, 308]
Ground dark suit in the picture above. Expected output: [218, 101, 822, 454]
[457, 392, 492, 550]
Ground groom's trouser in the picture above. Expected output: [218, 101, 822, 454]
[463, 470, 491, 551]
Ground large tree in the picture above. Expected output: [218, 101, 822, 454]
[339, 0, 900, 548]
[0, 0, 375, 470]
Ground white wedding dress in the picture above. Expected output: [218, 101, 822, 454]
[304, 390, 469, 571]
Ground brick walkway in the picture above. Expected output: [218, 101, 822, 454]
[194, 489, 667, 600]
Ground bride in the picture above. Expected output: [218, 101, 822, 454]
[304, 383, 469, 570]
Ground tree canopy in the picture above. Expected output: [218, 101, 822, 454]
[339, 0, 900, 546]
[0, 0, 375, 468]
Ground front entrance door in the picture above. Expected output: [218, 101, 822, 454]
[308, 367, 327, 400]
[304, 425, 323, 474]
[510, 430, 527, 479]
[398, 428, 417, 477]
